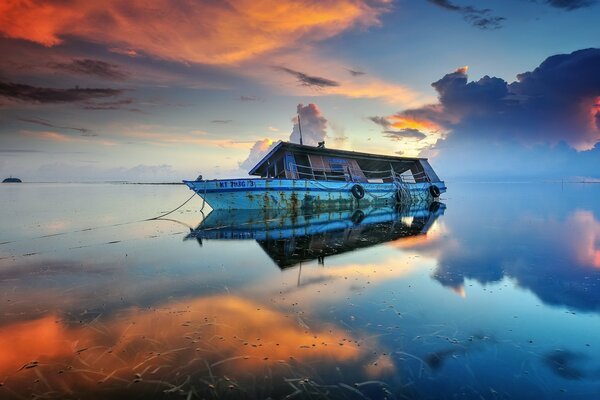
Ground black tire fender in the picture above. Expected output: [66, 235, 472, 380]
[350, 184, 365, 200]
[429, 185, 441, 198]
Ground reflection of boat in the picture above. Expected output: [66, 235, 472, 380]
[184, 141, 446, 210]
[186, 202, 445, 268]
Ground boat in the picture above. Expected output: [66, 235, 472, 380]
[184, 141, 446, 210]
[2, 177, 22, 183]
[186, 202, 445, 269]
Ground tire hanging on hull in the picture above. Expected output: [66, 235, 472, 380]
[350, 184, 365, 200]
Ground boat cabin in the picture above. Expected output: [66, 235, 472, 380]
[248, 141, 440, 184]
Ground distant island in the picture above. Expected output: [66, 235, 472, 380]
[2, 177, 22, 183]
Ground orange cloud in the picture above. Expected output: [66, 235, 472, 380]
[127, 130, 256, 148]
[327, 79, 423, 105]
[388, 115, 442, 132]
[0, 0, 389, 65]
[19, 130, 117, 146]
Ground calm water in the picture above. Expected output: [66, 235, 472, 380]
[1, 182, 600, 399]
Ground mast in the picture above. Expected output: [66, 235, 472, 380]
[298, 113, 303, 145]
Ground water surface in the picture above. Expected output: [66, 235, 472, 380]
[1, 182, 600, 399]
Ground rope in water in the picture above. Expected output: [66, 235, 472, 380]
[146, 192, 198, 221]
[147, 182, 208, 220]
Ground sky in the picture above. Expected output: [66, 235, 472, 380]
[0, 0, 599, 181]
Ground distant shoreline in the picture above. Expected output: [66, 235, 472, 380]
[2, 180, 599, 185]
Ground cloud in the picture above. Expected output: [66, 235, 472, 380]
[536, 0, 597, 10]
[81, 98, 140, 112]
[0, 149, 44, 154]
[240, 95, 259, 101]
[126, 130, 254, 149]
[274, 66, 340, 88]
[211, 119, 232, 124]
[369, 116, 392, 129]
[0, 0, 389, 65]
[17, 117, 93, 135]
[369, 112, 445, 154]
[20, 130, 116, 146]
[239, 138, 276, 170]
[378, 48, 600, 177]
[428, 0, 505, 29]
[290, 103, 328, 146]
[240, 103, 329, 170]
[347, 68, 366, 76]
[0, 81, 124, 105]
[47, 58, 128, 80]
[384, 128, 427, 141]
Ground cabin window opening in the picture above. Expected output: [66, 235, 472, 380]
[294, 154, 313, 179]
[275, 157, 285, 178]
[327, 158, 349, 181]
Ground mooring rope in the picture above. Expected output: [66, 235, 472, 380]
[146, 192, 197, 221]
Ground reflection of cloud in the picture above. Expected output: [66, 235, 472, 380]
[568, 211, 600, 268]
[1, 295, 369, 396]
[429, 206, 600, 312]
[543, 349, 587, 380]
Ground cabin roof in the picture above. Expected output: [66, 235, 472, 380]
[248, 141, 427, 176]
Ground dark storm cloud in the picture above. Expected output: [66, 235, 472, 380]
[384, 128, 427, 140]
[17, 117, 92, 135]
[274, 66, 340, 88]
[428, 0, 505, 29]
[48, 59, 128, 80]
[382, 48, 600, 179]
[431, 70, 509, 115]
[535, 0, 597, 10]
[401, 48, 600, 150]
[0, 81, 125, 104]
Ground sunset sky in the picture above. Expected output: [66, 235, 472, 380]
[1, 0, 599, 181]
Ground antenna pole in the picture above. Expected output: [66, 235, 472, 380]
[297, 113, 303, 145]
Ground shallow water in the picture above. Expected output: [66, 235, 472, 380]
[1, 182, 600, 399]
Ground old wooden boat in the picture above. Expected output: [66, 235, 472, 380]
[184, 141, 446, 210]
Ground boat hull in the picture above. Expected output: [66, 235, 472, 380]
[183, 178, 446, 210]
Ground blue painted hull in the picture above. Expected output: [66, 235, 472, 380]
[183, 178, 446, 210]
